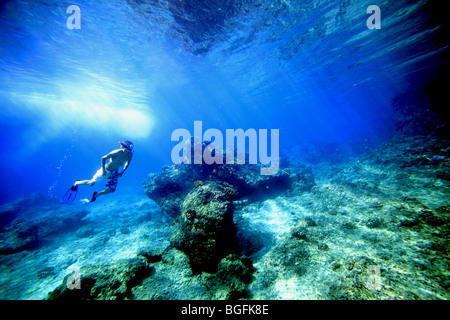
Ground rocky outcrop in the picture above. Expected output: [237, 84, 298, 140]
[143, 142, 315, 218]
[131, 247, 254, 300]
[143, 141, 314, 275]
[170, 181, 239, 273]
[202, 253, 254, 299]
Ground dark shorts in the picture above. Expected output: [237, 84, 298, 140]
[106, 170, 119, 190]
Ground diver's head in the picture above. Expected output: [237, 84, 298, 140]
[119, 140, 134, 152]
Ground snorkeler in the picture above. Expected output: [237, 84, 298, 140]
[62, 141, 134, 203]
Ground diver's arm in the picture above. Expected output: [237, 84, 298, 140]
[119, 155, 133, 176]
[100, 155, 109, 175]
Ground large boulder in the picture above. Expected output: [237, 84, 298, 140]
[170, 181, 239, 273]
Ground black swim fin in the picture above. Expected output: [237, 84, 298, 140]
[61, 185, 78, 204]
[90, 191, 98, 202]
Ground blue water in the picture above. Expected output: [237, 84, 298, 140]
[0, 0, 447, 203]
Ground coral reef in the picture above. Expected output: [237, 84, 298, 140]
[0, 133, 449, 301]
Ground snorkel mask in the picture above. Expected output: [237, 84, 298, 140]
[119, 141, 134, 152]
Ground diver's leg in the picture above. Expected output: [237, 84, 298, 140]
[75, 169, 103, 187]
[74, 180, 94, 187]
[90, 188, 115, 202]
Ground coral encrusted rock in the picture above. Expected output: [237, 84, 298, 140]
[170, 181, 239, 273]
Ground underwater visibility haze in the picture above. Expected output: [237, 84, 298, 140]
[0, 0, 449, 301]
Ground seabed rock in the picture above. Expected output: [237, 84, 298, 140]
[132, 246, 254, 300]
[170, 181, 240, 273]
[47, 257, 153, 300]
[202, 254, 254, 300]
